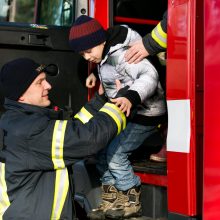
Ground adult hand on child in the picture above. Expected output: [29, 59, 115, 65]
[125, 40, 149, 64]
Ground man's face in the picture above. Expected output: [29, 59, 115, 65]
[80, 42, 105, 63]
[19, 72, 52, 107]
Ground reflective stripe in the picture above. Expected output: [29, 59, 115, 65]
[151, 22, 167, 48]
[0, 162, 10, 220]
[100, 103, 126, 135]
[51, 120, 69, 219]
[50, 168, 69, 220]
[74, 107, 93, 124]
[52, 120, 67, 169]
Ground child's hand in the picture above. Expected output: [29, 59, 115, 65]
[98, 83, 104, 95]
[86, 73, 97, 88]
[110, 97, 132, 117]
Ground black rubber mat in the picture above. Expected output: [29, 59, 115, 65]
[132, 159, 167, 176]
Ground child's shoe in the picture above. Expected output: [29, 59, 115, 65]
[150, 144, 167, 162]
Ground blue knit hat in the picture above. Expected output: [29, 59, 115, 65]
[69, 15, 107, 52]
[0, 58, 58, 101]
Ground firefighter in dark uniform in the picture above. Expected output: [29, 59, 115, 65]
[125, 11, 167, 63]
[0, 58, 126, 220]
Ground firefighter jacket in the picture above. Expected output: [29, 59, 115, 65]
[0, 95, 126, 220]
[143, 11, 167, 55]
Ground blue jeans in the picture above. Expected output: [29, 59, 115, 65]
[96, 122, 157, 191]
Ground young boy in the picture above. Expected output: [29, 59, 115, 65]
[69, 15, 167, 219]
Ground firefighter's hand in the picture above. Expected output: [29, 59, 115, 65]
[110, 97, 132, 117]
[86, 73, 97, 88]
[125, 40, 149, 64]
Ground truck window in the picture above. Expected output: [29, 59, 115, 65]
[38, 0, 73, 26]
[0, 0, 74, 26]
[113, 0, 167, 36]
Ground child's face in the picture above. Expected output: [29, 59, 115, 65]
[80, 42, 105, 63]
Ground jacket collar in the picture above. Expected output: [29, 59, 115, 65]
[4, 98, 60, 119]
[100, 25, 141, 65]
[102, 25, 128, 59]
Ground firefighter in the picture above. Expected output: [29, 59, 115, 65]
[0, 58, 126, 220]
[124, 11, 167, 63]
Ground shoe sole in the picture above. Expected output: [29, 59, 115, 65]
[150, 155, 166, 162]
[105, 208, 142, 219]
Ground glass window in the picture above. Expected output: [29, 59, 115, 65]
[0, 0, 74, 26]
[39, 0, 74, 26]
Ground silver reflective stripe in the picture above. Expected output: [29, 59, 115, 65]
[76, 111, 90, 123]
[103, 105, 124, 130]
[51, 120, 69, 220]
[50, 168, 69, 220]
[52, 120, 67, 169]
[100, 103, 126, 135]
[152, 22, 167, 48]
[74, 107, 93, 124]
[0, 162, 10, 220]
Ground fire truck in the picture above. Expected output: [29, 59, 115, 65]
[0, 0, 219, 220]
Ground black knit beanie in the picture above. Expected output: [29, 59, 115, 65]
[0, 58, 58, 101]
[69, 15, 107, 52]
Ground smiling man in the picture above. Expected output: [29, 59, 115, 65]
[0, 58, 126, 220]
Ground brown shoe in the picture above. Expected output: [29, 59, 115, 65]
[88, 185, 119, 220]
[105, 186, 142, 219]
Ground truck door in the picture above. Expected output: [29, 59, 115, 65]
[93, 0, 204, 220]
[0, 0, 88, 114]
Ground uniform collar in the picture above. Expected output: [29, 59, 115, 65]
[4, 98, 60, 119]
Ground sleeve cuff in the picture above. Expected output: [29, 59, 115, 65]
[124, 90, 141, 107]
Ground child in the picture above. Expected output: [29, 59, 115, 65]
[69, 15, 167, 219]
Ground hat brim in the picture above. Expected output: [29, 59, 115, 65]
[37, 64, 59, 76]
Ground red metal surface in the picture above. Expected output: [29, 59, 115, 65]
[94, 0, 109, 29]
[92, 0, 203, 217]
[136, 172, 167, 187]
[167, 0, 197, 216]
[114, 16, 159, 25]
[204, 0, 220, 219]
[88, 0, 109, 100]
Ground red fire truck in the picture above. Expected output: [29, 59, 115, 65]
[0, 0, 219, 220]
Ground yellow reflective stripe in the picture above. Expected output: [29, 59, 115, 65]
[105, 103, 126, 130]
[50, 168, 69, 220]
[100, 103, 126, 135]
[151, 22, 167, 48]
[100, 108, 121, 135]
[74, 107, 93, 124]
[52, 120, 67, 169]
[0, 162, 10, 220]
